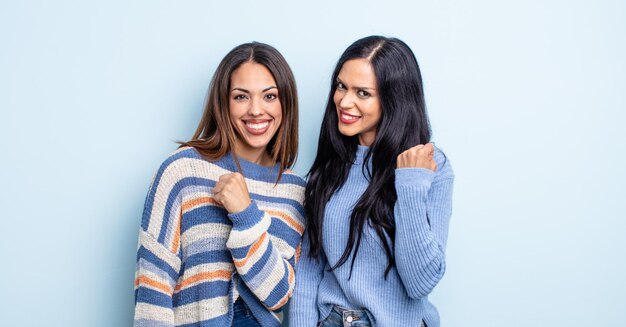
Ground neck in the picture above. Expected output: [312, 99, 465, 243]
[358, 131, 376, 146]
[233, 142, 273, 167]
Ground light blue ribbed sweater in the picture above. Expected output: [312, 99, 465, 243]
[290, 145, 454, 327]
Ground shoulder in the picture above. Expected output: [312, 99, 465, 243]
[263, 169, 306, 205]
[163, 146, 203, 164]
[279, 169, 307, 188]
[155, 146, 201, 174]
[433, 146, 454, 182]
[152, 146, 228, 183]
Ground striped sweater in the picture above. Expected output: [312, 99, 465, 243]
[134, 147, 306, 327]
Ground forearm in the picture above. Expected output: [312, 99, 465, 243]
[289, 232, 325, 327]
[226, 202, 300, 310]
[134, 230, 181, 326]
[394, 168, 453, 298]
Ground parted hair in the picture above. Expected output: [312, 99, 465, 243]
[180, 42, 299, 181]
[305, 36, 431, 277]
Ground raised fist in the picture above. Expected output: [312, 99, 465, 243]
[396, 143, 437, 172]
[212, 172, 252, 214]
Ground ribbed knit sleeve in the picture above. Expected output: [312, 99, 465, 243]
[134, 158, 184, 327]
[393, 151, 454, 299]
[226, 201, 301, 311]
[289, 231, 327, 327]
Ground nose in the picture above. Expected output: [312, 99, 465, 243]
[337, 91, 355, 110]
[248, 96, 263, 116]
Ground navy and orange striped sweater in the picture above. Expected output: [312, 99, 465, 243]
[133, 147, 305, 327]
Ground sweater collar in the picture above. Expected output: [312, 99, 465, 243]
[222, 152, 281, 182]
[355, 145, 369, 165]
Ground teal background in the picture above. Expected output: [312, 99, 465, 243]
[1, 0, 625, 326]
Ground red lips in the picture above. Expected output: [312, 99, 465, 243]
[338, 110, 361, 124]
[243, 119, 272, 135]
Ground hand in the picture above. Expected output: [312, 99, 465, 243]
[396, 143, 437, 172]
[212, 172, 252, 214]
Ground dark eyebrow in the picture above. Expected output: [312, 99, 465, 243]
[336, 77, 375, 91]
[231, 86, 277, 93]
[263, 86, 278, 92]
[231, 87, 250, 93]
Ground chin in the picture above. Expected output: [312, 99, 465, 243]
[244, 140, 270, 150]
[337, 126, 357, 138]
[245, 133, 276, 147]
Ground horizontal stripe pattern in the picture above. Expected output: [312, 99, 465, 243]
[134, 147, 305, 327]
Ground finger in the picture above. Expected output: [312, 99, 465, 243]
[419, 143, 433, 153]
[212, 191, 223, 205]
[212, 185, 221, 194]
[419, 143, 434, 155]
[234, 173, 249, 190]
[396, 155, 405, 168]
[219, 173, 234, 181]
[418, 144, 433, 158]
[231, 172, 244, 180]
[213, 181, 224, 194]
[397, 151, 408, 163]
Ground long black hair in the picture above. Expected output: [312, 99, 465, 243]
[305, 36, 431, 278]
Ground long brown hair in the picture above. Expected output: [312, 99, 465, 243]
[180, 42, 299, 182]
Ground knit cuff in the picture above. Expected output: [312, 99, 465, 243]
[395, 167, 435, 188]
[228, 201, 264, 231]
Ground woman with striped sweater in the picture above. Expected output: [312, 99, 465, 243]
[133, 42, 305, 327]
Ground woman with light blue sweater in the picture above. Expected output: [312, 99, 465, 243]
[290, 36, 454, 327]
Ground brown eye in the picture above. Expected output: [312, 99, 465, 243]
[264, 93, 278, 101]
[357, 90, 371, 98]
[233, 94, 247, 101]
[336, 82, 346, 90]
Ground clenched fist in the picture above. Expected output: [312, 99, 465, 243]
[396, 143, 437, 172]
[212, 172, 252, 214]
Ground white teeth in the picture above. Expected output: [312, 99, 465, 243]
[246, 121, 269, 130]
[342, 113, 359, 121]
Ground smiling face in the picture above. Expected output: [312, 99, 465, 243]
[333, 58, 382, 146]
[229, 62, 282, 162]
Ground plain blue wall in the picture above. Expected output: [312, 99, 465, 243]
[1, 1, 625, 326]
